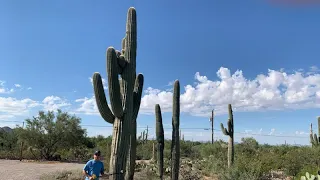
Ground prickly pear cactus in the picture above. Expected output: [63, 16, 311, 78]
[92, 7, 144, 180]
[155, 80, 180, 180]
[220, 104, 234, 168]
[301, 172, 320, 180]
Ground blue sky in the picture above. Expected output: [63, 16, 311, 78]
[1, 0, 320, 145]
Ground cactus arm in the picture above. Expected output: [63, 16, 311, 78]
[92, 72, 115, 124]
[124, 7, 137, 66]
[132, 74, 144, 120]
[121, 36, 126, 54]
[107, 47, 124, 118]
[221, 123, 230, 136]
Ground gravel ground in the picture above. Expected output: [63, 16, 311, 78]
[0, 159, 85, 180]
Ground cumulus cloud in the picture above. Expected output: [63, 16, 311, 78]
[0, 95, 73, 125]
[139, 67, 320, 116]
[71, 66, 320, 117]
[0, 97, 40, 120]
[42, 96, 71, 111]
[75, 97, 99, 115]
[75, 66, 320, 117]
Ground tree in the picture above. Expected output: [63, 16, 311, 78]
[0, 128, 19, 151]
[18, 109, 87, 160]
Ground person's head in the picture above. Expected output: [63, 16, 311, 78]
[93, 150, 101, 160]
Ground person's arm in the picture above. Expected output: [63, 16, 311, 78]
[100, 162, 106, 177]
[83, 161, 92, 179]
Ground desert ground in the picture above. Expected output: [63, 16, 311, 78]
[0, 159, 85, 180]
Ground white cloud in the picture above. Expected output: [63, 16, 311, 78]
[139, 67, 320, 116]
[27, 87, 32, 90]
[42, 96, 71, 111]
[0, 80, 14, 94]
[295, 131, 309, 135]
[0, 95, 72, 126]
[0, 97, 40, 121]
[14, 84, 21, 88]
[75, 67, 320, 118]
[269, 128, 276, 135]
[73, 77, 111, 115]
[75, 96, 99, 115]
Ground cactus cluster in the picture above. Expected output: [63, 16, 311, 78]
[220, 104, 234, 168]
[93, 7, 143, 180]
[310, 117, 320, 147]
[139, 126, 149, 143]
[155, 80, 180, 180]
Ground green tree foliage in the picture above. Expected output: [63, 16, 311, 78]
[18, 109, 87, 160]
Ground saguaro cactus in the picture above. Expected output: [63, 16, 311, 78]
[310, 117, 320, 147]
[220, 104, 234, 168]
[171, 80, 180, 180]
[155, 104, 164, 180]
[92, 7, 144, 180]
[155, 80, 180, 180]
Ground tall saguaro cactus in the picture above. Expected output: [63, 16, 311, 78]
[310, 117, 320, 147]
[220, 104, 234, 168]
[92, 7, 144, 180]
[171, 80, 180, 180]
[155, 80, 180, 180]
[155, 104, 164, 180]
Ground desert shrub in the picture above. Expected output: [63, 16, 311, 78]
[136, 140, 153, 160]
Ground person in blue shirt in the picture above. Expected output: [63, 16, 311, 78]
[83, 150, 107, 180]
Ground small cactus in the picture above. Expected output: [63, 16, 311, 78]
[310, 117, 320, 147]
[220, 104, 234, 168]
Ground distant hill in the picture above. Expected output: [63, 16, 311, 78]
[0, 126, 13, 133]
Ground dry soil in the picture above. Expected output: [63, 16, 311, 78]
[0, 159, 85, 180]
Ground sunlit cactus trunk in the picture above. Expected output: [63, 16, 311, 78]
[92, 7, 144, 180]
[155, 80, 180, 180]
[220, 104, 234, 168]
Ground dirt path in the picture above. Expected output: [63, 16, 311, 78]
[0, 159, 85, 180]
